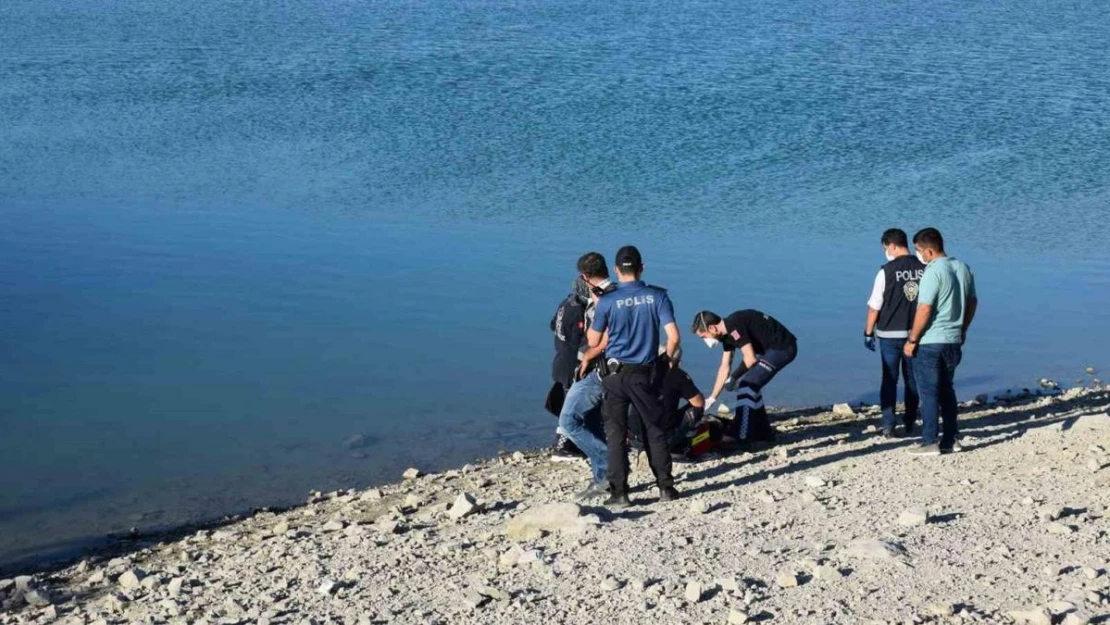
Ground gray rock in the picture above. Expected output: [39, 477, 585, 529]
[1081, 567, 1100, 580]
[832, 403, 855, 417]
[272, 521, 290, 535]
[462, 589, 488, 610]
[360, 488, 383, 501]
[118, 569, 145, 590]
[600, 577, 623, 592]
[448, 493, 481, 520]
[167, 578, 184, 598]
[1008, 608, 1052, 625]
[322, 520, 347, 532]
[684, 581, 703, 603]
[1047, 601, 1078, 615]
[23, 589, 52, 608]
[804, 475, 827, 488]
[1088, 458, 1104, 472]
[688, 500, 710, 515]
[898, 507, 930, 527]
[478, 586, 510, 602]
[317, 580, 340, 596]
[402, 467, 422, 480]
[1039, 506, 1066, 522]
[505, 503, 599, 541]
[1063, 614, 1092, 625]
[813, 565, 844, 582]
[844, 539, 909, 561]
[14, 576, 33, 591]
[140, 576, 161, 591]
[499, 546, 526, 568]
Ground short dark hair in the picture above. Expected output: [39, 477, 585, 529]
[577, 252, 609, 279]
[913, 227, 945, 253]
[691, 311, 721, 334]
[881, 228, 908, 248]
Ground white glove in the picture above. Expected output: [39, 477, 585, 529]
[705, 396, 717, 411]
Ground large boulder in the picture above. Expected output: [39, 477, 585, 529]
[505, 503, 599, 541]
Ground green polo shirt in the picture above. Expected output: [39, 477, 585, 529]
[918, 256, 977, 345]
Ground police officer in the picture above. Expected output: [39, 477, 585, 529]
[587, 246, 681, 508]
[864, 228, 926, 438]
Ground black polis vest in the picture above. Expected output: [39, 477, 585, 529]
[876, 255, 926, 337]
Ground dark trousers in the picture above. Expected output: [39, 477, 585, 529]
[878, 338, 919, 431]
[601, 365, 674, 494]
[912, 343, 962, 448]
[729, 343, 797, 441]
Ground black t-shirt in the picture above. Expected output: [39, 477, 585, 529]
[721, 310, 796, 355]
[661, 366, 701, 428]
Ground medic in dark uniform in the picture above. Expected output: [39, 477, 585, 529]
[692, 309, 798, 446]
[586, 245, 682, 508]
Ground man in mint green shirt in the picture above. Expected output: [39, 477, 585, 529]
[904, 228, 978, 456]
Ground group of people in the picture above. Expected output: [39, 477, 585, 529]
[547, 227, 977, 508]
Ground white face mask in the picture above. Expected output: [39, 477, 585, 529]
[703, 337, 719, 349]
[915, 251, 927, 264]
[884, 252, 895, 262]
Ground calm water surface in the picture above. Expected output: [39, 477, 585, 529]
[2, 0, 1109, 568]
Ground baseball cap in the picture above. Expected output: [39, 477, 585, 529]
[615, 245, 643, 270]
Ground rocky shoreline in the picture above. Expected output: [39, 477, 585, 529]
[3, 386, 1109, 625]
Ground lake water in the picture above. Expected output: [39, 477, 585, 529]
[2, 0, 1109, 569]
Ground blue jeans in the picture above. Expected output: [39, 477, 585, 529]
[557, 371, 608, 484]
[879, 338, 918, 431]
[912, 343, 962, 448]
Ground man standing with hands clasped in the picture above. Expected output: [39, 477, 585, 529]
[904, 228, 978, 457]
[587, 245, 681, 508]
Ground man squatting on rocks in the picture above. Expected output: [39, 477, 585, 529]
[587, 245, 682, 508]
[904, 227, 978, 457]
[864, 228, 926, 438]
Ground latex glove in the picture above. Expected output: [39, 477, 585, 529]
[705, 396, 717, 412]
[864, 335, 876, 352]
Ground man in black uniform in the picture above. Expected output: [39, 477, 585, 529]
[864, 228, 926, 438]
[587, 246, 681, 508]
[692, 309, 798, 445]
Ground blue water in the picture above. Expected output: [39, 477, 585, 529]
[2, 0, 1109, 569]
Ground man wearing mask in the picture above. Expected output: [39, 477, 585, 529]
[556, 252, 615, 500]
[904, 228, 978, 456]
[864, 228, 926, 438]
[548, 277, 591, 460]
[692, 309, 798, 446]
[587, 246, 681, 508]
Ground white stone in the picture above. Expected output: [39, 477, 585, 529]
[1047, 601, 1077, 615]
[167, 578, 184, 597]
[1047, 522, 1076, 535]
[505, 503, 598, 541]
[684, 581, 703, 602]
[688, 500, 710, 515]
[117, 569, 144, 590]
[728, 609, 750, 624]
[813, 565, 843, 581]
[804, 476, 827, 488]
[321, 520, 346, 532]
[1008, 608, 1052, 625]
[448, 493, 481, 520]
[776, 571, 800, 588]
[402, 467, 422, 480]
[1063, 614, 1092, 625]
[832, 403, 855, 417]
[898, 507, 930, 527]
[317, 580, 340, 596]
[600, 577, 622, 592]
[360, 488, 383, 501]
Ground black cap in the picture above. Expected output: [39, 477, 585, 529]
[615, 245, 643, 270]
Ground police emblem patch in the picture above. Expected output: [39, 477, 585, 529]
[904, 281, 919, 302]
[730, 330, 741, 341]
